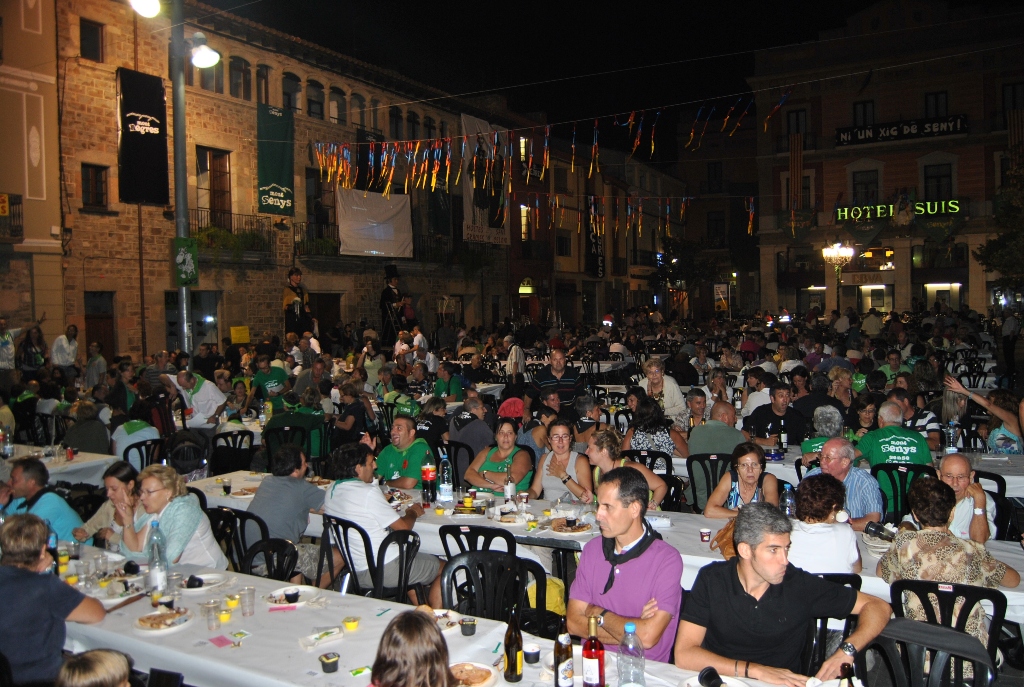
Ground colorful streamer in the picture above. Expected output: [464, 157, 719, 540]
[729, 99, 753, 136]
[763, 89, 792, 132]
[684, 105, 705, 149]
[721, 97, 742, 132]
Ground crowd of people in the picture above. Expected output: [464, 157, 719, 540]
[2, 295, 1023, 686]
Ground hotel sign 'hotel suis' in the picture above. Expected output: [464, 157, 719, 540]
[836, 200, 961, 222]
[835, 114, 968, 146]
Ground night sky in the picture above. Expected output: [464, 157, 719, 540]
[203, 0, 984, 162]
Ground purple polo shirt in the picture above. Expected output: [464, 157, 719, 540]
[569, 534, 683, 663]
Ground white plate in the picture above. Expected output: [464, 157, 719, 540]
[449, 662, 498, 687]
[228, 490, 257, 499]
[178, 573, 228, 594]
[266, 585, 321, 607]
[550, 523, 593, 536]
[685, 677, 748, 687]
[133, 609, 194, 635]
[433, 608, 462, 634]
[807, 678, 865, 687]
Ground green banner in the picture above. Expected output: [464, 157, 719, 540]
[173, 237, 198, 287]
[257, 104, 294, 216]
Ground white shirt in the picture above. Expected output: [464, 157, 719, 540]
[51, 335, 79, 367]
[178, 510, 229, 569]
[741, 389, 770, 418]
[417, 351, 439, 374]
[787, 520, 860, 574]
[949, 494, 996, 541]
[413, 332, 429, 352]
[171, 375, 227, 426]
[324, 479, 401, 572]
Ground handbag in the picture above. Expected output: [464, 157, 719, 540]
[709, 517, 737, 559]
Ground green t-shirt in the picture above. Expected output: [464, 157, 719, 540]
[800, 436, 827, 455]
[856, 425, 933, 502]
[295, 406, 325, 457]
[434, 376, 464, 402]
[377, 438, 433, 488]
[883, 364, 910, 385]
[253, 367, 290, 411]
[851, 373, 867, 393]
[478, 446, 533, 495]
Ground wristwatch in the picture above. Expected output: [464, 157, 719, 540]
[561, 475, 572, 484]
[973, 508, 985, 516]
[597, 609, 609, 627]
[840, 642, 857, 658]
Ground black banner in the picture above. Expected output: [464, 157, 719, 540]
[116, 68, 169, 204]
[835, 114, 967, 147]
[585, 199, 605, 278]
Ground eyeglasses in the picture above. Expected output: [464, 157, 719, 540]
[550, 434, 572, 441]
[858, 408, 876, 414]
[140, 487, 168, 496]
[737, 462, 761, 471]
[942, 473, 970, 483]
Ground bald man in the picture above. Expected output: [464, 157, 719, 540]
[933, 453, 996, 543]
[687, 402, 748, 456]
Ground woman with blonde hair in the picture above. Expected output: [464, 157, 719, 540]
[945, 377, 1022, 453]
[121, 464, 227, 568]
[827, 366, 855, 411]
[578, 427, 666, 508]
[56, 650, 131, 687]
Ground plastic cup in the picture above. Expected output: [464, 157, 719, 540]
[167, 572, 183, 592]
[700, 528, 712, 543]
[217, 609, 232, 624]
[225, 594, 240, 609]
[240, 586, 256, 616]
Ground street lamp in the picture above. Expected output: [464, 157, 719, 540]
[129, 0, 214, 362]
[822, 242, 855, 313]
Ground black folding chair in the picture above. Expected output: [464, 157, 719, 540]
[262, 425, 307, 465]
[686, 453, 730, 514]
[440, 550, 532, 620]
[889, 579, 1007, 669]
[123, 437, 164, 469]
[801, 573, 862, 676]
[210, 430, 254, 475]
[241, 538, 299, 581]
[441, 440, 475, 490]
[622, 449, 673, 476]
[872, 463, 936, 524]
[439, 524, 517, 559]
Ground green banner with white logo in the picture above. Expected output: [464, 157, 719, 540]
[173, 237, 198, 287]
[257, 104, 294, 216]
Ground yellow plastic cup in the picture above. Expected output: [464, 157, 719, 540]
[343, 616, 360, 631]
[65, 574, 79, 585]
[98, 578, 111, 588]
[434, 507, 445, 516]
[224, 594, 240, 609]
[58, 551, 70, 565]
[462, 496, 474, 508]
[218, 609, 232, 623]
[58, 563, 69, 575]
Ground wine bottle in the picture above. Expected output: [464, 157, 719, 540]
[582, 616, 604, 687]
[504, 604, 523, 682]
[554, 615, 573, 687]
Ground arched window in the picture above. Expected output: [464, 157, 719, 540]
[329, 87, 346, 124]
[389, 106, 403, 140]
[440, 120, 448, 139]
[407, 111, 420, 140]
[306, 80, 324, 120]
[423, 116, 435, 140]
[351, 93, 366, 127]
[371, 99, 380, 131]
[199, 60, 223, 94]
[228, 57, 251, 100]
[256, 64, 270, 104]
[282, 72, 301, 111]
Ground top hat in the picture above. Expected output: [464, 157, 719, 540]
[384, 265, 400, 280]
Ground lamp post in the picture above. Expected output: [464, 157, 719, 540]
[130, 0, 220, 362]
[822, 242, 855, 313]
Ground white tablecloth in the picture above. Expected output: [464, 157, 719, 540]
[64, 557, 732, 687]
[3, 444, 120, 487]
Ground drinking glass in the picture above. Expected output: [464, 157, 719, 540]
[240, 586, 256, 616]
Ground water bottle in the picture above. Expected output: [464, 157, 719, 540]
[3, 429, 12, 459]
[617, 622, 646, 687]
[438, 454, 453, 503]
[146, 520, 169, 593]
[779, 484, 796, 518]
[258, 409, 267, 428]
[944, 420, 959, 454]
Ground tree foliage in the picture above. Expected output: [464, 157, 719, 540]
[648, 232, 721, 295]
[974, 153, 1024, 290]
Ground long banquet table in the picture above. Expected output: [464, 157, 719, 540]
[190, 471, 1024, 623]
[0, 444, 120, 487]
[64, 552, 750, 687]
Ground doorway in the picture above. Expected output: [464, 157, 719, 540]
[308, 293, 341, 335]
[84, 292, 116, 361]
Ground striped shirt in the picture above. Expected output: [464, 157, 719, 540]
[805, 465, 883, 519]
[905, 408, 941, 440]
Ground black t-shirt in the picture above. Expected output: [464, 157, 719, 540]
[0, 564, 86, 683]
[415, 415, 447, 452]
[463, 366, 492, 385]
[334, 400, 366, 444]
[680, 558, 857, 673]
[791, 392, 845, 422]
[743, 404, 807, 444]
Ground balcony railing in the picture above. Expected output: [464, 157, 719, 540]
[190, 209, 273, 256]
[775, 132, 819, 153]
[0, 194, 24, 242]
[295, 222, 340, 257]
[631, 249, 658, 267]
[521, 240, 552, 261]
[414, 233, 452, 263]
